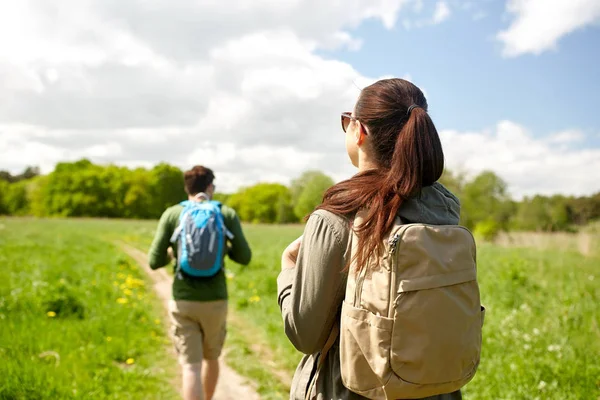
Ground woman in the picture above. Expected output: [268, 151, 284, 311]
[277, 78, 462, 400]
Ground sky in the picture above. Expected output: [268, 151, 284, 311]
[1, 0, 599, 199]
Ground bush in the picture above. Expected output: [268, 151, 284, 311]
[474, 219, 501, 241]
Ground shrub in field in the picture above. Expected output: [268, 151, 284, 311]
[474, 219, 501, 241]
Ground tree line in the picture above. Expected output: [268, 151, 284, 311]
[1, 160, 598, 236]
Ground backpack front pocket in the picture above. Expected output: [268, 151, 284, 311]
[390, 279, 482, 385]
[340, 301, 393, 394]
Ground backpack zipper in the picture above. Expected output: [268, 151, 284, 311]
[355, 230, 402, 308]
[389, 232, 401, 255]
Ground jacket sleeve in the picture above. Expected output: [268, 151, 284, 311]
[277, 212, 350, 355]
[223, 208, 252, 266]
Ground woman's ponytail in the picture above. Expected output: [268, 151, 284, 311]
[317, 79, 444, 272]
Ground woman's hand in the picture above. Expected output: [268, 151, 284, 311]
[281, 236, 303, 270]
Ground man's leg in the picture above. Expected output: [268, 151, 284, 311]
[199, 300, 228, 400]
[182, 362, 204, 400]
[202, 358, 219, 400]
[169, 301, 206, 400]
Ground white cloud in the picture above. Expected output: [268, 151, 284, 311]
[497, 0, 600, 57]
[407, 1, 452, 28]
[0, 0, 597, 200]
[432, 1, 451, 24]
[440, 121, 600, 198]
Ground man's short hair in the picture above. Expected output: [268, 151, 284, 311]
[184, 166, 215, 195]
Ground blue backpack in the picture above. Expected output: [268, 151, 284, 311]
[170, 196, 233, 278]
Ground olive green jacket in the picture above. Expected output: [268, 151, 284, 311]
[277, 183, 463, 400]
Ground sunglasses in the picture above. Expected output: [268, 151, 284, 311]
[341, 112, 358, 133]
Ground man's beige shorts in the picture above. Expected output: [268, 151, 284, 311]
[168, 299, 228, 364]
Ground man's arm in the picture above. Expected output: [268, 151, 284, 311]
[148, 209, 176, 270]
[223, 207, 252, 265]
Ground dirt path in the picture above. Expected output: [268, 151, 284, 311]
[120, 243, 261, 400]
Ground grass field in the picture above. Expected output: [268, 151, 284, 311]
[0, 219, 178, 400]
[1, 217, 599, 399]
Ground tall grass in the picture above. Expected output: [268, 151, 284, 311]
[0, 218, 178, 400]
[495, 231, 599, 257]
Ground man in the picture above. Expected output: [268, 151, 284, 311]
[148, 165, 251, 400]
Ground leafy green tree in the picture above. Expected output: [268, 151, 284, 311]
[512, 196, 551, 231]
[122, 168, 154, 219]
[460, 171, 513, 231]
[228, 183, 292, 223]
[567, 193, 600, 226]
[276, 194, 297, 224]
[291, 171, 334, 220]
[4, 181, 29, 215]
[28, 176, 49, 217]
[438, 169, 465, 198]
[0, 166, 40, 183]
[0, 180, 8, 215]
[212, 193, 231, 205]
[512, 195, 572, 232]
[37, 160, 118, 217]
[149, 163, 186, 217]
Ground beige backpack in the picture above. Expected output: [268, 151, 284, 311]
[338, 214, 485, 399]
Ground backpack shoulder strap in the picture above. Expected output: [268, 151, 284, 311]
[305, 323, 340, 400]
[171, 202, 195, 243]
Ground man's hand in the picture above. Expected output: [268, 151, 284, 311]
[167, 247, 174, 261]
[281, 236, 302, 270]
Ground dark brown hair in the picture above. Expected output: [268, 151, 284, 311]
[184, 165, 215, 195]
[316, 78, 444, 271]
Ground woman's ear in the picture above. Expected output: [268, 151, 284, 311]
[355, 122, 366, 146]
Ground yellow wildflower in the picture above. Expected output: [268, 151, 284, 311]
[126, 358, 135, 365]
[125, 276, 145, 289]
[117, 298, 128, 304]
[106, 337, 112, 342]
[123, 289, 133, 296]
[249, 295, 261, 303]
[154, 319, 160, 325]
[47, 311, 57, 317]
[117, 273, 126, 279]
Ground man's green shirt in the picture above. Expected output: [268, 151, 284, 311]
[148, 203, 251, 301]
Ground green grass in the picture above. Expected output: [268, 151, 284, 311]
[2, 217, 599, 399]
[466, 244, 600, 399]
[0, 218, 178, 400]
